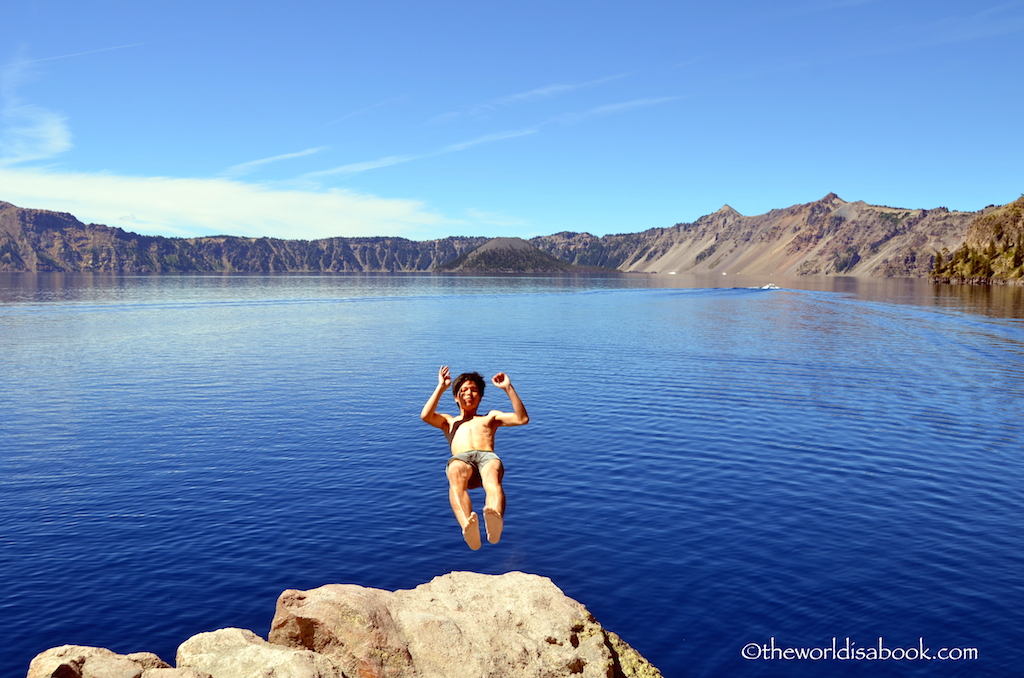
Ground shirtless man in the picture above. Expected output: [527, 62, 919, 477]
[420, 365, 529, 550]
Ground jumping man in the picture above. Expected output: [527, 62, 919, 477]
[420, 365, 529, 550]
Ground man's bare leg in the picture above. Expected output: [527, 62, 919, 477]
[480, 460, 505, 544]
[446, 461, 481, 550]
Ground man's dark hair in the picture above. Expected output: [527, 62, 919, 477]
[452, 372, 486, 399]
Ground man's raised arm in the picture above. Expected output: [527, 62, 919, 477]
[491, 372, 529, 426]
[420, 365, 451, 429]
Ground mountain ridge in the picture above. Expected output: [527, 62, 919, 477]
[0, 201, 488, 273]
[0, 195, 1008, 276]
[530, 193, 982, 277]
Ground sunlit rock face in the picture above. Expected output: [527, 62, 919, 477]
[531, 194, 981, 277]
[267, 571, 663, 678]
[4, 194, 993, 276]
[26, 572, 662, 678]
[0, 201, 487, 273]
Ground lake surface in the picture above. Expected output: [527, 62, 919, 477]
[1, 273, 1022, 677]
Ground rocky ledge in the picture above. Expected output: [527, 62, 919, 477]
[28, 571, 663, 678]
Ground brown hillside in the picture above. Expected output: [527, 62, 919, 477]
[532, 194, 978, 277]
[0, 201, 488, 273]
[932, 196, 1024, 283]
[0, 194, 1003, 277]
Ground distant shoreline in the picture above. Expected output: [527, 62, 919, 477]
[2, 194, 1021, 283]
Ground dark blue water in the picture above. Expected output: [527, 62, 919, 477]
[2, 273, 1022, 677]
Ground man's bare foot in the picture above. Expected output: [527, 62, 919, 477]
[483, 507, 503, 544]
[462, 512, 481, 550]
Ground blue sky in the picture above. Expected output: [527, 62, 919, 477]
[2, 0, 1022, 240]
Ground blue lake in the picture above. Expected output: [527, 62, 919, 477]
[1, 272, 1022, 677]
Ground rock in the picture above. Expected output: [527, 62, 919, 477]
[27, 646, 113, 678]
[124, 655, 172, 670]
[27, 573, 662, 678]
[27, 646, 172, 678]
[270, 586, 414, 677]
[82, 655, 144, 678]
[269, 571, 662, 678]
[175, 627, 344, 678]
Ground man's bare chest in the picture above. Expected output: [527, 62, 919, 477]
[448, 414, 495, 448]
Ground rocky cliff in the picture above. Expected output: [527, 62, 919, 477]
[26, 571, 662, 678]
[530, 193, 982, 277]
[931, 195, 1024, 283]
[0, 201, 487, 273]
[0, 194, 999, 276]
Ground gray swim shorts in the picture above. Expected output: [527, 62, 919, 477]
[446, 450, 501, 488]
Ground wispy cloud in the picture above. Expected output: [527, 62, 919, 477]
[788, 1, 1024, 57]
[0, 57, 72, 165]
[913, 0, 1024, 45]
[306, 93, 678, 180]
[1, 40, 168, 165]
[673, 55, 708, 70]
[303, 154, 420, 178]
[439, 129, 537, 153]
[551, 96, 683, 125]
[431, 73, 629, 123]
[7, 42, 145, 67]
[223, 146, 328, 177]
[0, 167, 454, 240]
[705, 1, 1024, 89]
[484, 74, 629, 110]
[322, 96, 406, 127]
[304, 128, 537, 178]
